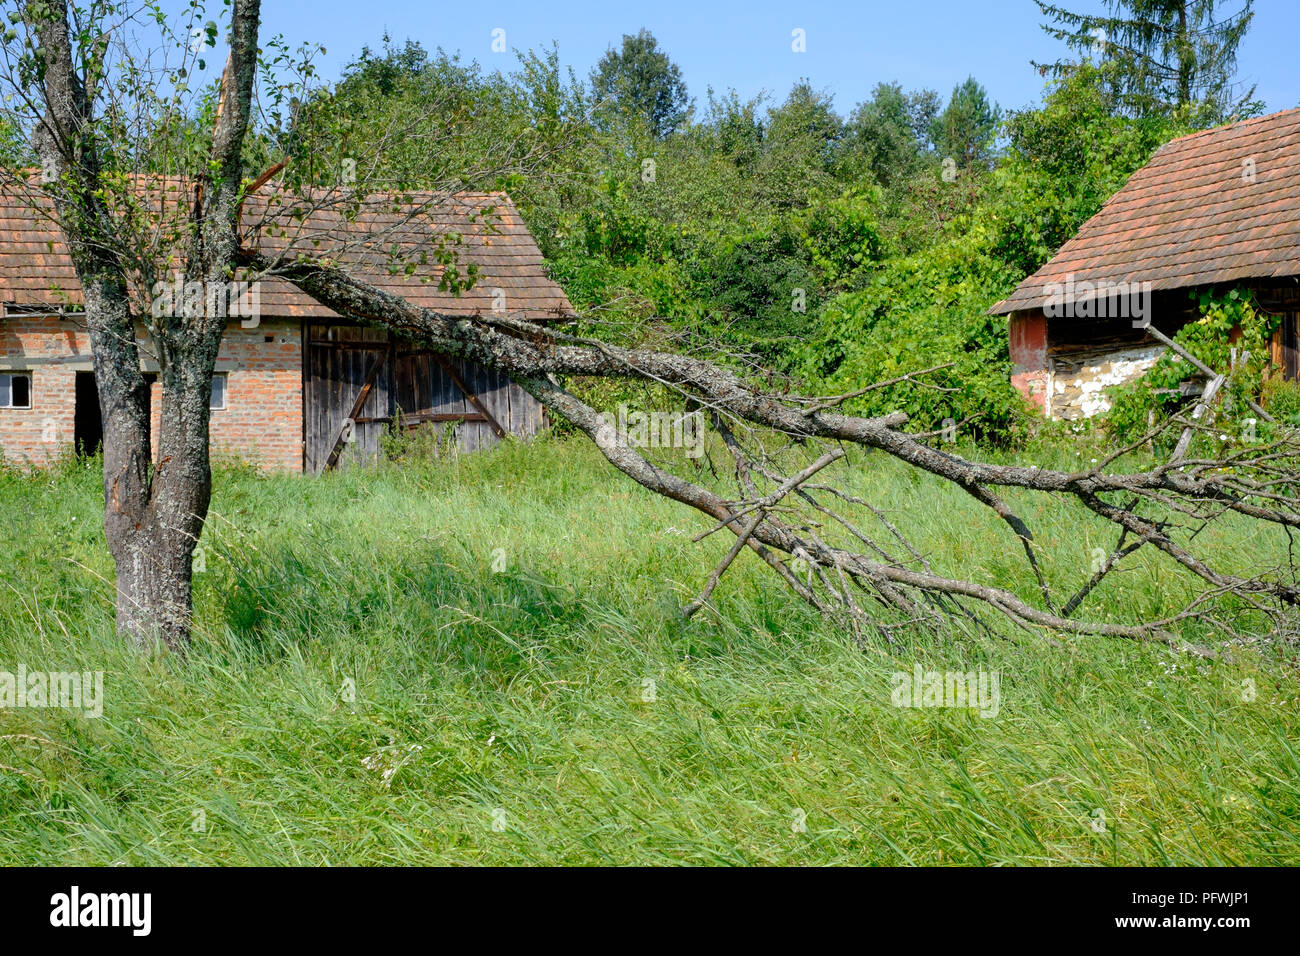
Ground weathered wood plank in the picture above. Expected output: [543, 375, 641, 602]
[306, 324, 546, 469]
[323, 343, 390, 471]
[435, 354, 507, 440]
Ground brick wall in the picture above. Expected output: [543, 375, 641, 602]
[1008, 311, 1049, 414]
[211, 319, 302, 472]
[0, 315, 84, 468]
[0, 313, 303, 472]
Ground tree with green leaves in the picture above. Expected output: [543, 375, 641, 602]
[590, 29, 690, 138]
[930, 76, 1001, 170]
[1033, 0, 1256, 122]
[841, 82, 940, 187]
[994, 61, 1190, 275]
[3, 0, 263, 648]
[700, 87, 765, 174]
[754, 81, 843, 207]
[289, 39, 527, 191]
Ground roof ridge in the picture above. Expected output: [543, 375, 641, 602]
[1154, 106, 1300, 152]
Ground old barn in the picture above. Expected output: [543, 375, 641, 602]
[0, 189, 574, 471]
[991, 107, 1300, 419]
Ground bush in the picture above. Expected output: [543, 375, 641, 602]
[1104, 289, 1279, 444]
[795, 225, 1029, 443]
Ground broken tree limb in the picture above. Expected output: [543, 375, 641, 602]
[1171, 373, 1226, 464]
[683, 449, 844, 618]
[1143, 323, 1274, 423]
[516, 371, 1194, 644]
[240, 249, 1300, 647]
[795, 363, 957, 415]
[683, 512, 766, 620]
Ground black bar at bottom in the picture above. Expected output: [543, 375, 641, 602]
[0, 866, 1275, 944]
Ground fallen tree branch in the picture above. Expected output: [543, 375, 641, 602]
[238, 249, 1300, 649]
[1143, 323, 1274, 424]
[683, 449, 844, 618]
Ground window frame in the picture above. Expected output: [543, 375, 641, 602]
[0, 371, 33, 409]
[210, 372, 228, 411]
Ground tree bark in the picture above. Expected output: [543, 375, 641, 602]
[25, 0, 261, 648]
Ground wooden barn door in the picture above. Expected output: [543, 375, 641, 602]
[391, 343, 547, 453]
[304, 324, 392, 473]
[305, 324, 549, 472]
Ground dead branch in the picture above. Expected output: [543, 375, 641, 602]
[238, 248, 1300, 651]
[684, 449, 844, 618]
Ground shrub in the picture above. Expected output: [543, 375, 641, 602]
[1104, 289, 1279, 444]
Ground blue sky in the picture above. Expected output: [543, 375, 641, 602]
[251, 0, 1297, 117]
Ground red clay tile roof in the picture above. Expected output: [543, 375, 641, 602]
[0, 183, 575, 321]
[990, 107, 1300, 315]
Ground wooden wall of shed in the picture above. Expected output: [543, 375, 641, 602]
[304, 324, 391, 472]
[391, 344, 544, 453]
[304, 323, 545, 473]
[1257, 285, 1300, 380]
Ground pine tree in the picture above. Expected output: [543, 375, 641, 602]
[931, 77, 1001, 170]
[1033, 0, 1256, 122]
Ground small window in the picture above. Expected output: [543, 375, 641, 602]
[0, 372, 32, 409]
[139, 373, 224, 409]
[210, 373, 227, 410]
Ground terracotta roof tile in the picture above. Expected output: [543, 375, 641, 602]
[0, 183, 575, 321]
[991, 108, 1300, 315]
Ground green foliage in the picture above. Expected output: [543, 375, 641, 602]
[793, 63, 1190, 444]
[796, 223, 1027, 442]
[289, 39, 524, 191]
[990, 62, 1191, 276]
[795, 186, 885, 292]
[1105, 288, 1279, 444]
[840, 82, 940, 187]
[0, 114, 24, 166]
[752, 81, 844, 206]
[702, 88, 766, 173]
[590, 29, 690, 138]
[1260, 378, 1300, 426]
[701, 224, 817, 350]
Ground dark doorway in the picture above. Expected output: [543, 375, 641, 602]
[1284, 313, 1300, 381]
[74, 371, 102, 456]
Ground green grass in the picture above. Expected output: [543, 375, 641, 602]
[0, 435, 1297, 865]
